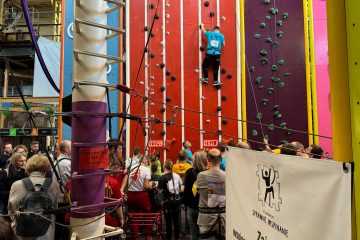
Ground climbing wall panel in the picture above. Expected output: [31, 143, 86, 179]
[245, 0, 309, 149]
[128, 0, 239, 160]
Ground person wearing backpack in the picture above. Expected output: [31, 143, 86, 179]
[158, 159, 183, 240]
[8, 154, 60, 239]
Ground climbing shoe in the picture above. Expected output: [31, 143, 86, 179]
[213, 81, 222, 86]
[200, 78, 209, 84]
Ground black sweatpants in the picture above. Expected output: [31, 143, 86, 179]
[202, 53, 221, 83]
[163, 205, 181, 240]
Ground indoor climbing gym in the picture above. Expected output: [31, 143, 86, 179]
[0, 0, 359, 239]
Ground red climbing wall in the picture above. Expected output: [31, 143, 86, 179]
[128, 0, 239, 160]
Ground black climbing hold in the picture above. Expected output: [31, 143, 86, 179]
[277, 20, 283, 27]
[221, 95, 227, 101]
[260, 50, 268, 56]
[204, 1, 209, 7]
[160, 86, 166, 92]
[271, 65, 278, 71]
[266, 37, 272, 43]
[144, 47, 148, 52]
[200, 46, 205, 52]
[260, 22, 266, 29]
[144, 26, 148, 31]
[250, 66, 255, 72]
[252, 129, 258, 137]
[154, 13, 160, 19]
[221, 68, 227, 74]
[150, 31, 155, 37]
[272, 42, 279, 48]
[278, 59, 285, 65]
[267, 87, 274, 94]
[166, 96, 171, 102]
[282, 13, 289, 19]
[160, 130, 166, 136]
[277, 82, 285, 89]
[150, 53, 155, 58]
[260, 58, 269, 65]
[215, 84, 222, 90]
[256, 112, 263, 120]
[268, 124, 275, 131]
[280, 122, 287, 129]
[160, 63, 165, 68]
[226, 74, 232, 79]
[216, 106, 222, 112]
[222, 119, 228, 125]
[149, 3, 155, 9]
[254, 33, 261, 39]
[255, 77, 262, 84]
[273, 105, 279, 110]
[160, 107, 166, 113]
[277, 31, 284, 38]
[210, 12, 215, 17]
[217, 130, 222, 135]
[171, 75, 176, 81]
[166, 70, 171, 76]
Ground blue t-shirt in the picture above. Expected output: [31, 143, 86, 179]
[184, 148, 193, 165]
[220, 156, 227, 171]
[205, 31, 225, 55]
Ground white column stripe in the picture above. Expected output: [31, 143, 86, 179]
[217, 0, 222, 142]
[162, 0, 167, 160]
[198, 0, 203, 148]
[180, 0, 185, 144]
[126, 0, 130, 159]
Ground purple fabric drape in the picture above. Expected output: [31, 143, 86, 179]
[20, 0, 60, 94]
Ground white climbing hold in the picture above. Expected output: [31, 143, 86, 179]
[166, 3, 170, 7]
[151, 131, 155, 135]
[206, 119, 211, 123]
[160, 41, 165, 46]
[150, 115, 154, 118]
[161, 52, 165, 56]
[150, 103, 155, 106]
[166, 31, 170, 35]
[166, 14, 170, 18]
[150, 76, 155, 80]
[150, 92, 155, 95]
[201, 96, 206, 100]
[140, 81, 144, 85]
[156, 64, 160, 67]
[146, 87, 150, 90]
[195, 69, 200, 73]
[221, 16, 226, 21]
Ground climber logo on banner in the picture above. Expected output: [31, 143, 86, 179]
[256, 164, 282, 211]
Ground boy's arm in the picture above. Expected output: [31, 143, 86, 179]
[200, 23, 206, 34]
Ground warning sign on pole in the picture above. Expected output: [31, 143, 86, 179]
[79, 148, 109, 170]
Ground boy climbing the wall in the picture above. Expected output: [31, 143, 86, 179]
[200, 23, 225, 87]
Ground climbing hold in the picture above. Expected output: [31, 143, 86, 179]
[150, 32, 155, 37]
[21, 102, 31, 111]
[260, 22, 266, 29]
[274, 111, 282, 119]
[171, 75, 176, 81]
[267, 87, 274, 94]
[221, 68, 227, 74]
[150, 53, 155, 58]
[262, 99, 269, 106]
[166, 70, 171, 76]
[256, 112, 263, 120]
[271, 65, 278, 71]
[265, 15, 271, 20]
[271, 77, 280, 82]
[144, 26, 148, 31]
[264, 134, 269, 141]
[160, 41, 165, 46]
[150, 103, 155, 106]
[222, 119, 228, 125]
[214, 84, 222, 90]
[166, 96, 171, 102]
[280, 122, 287, 129]
[217, 130, 223, 135]
[200, 46, 205, 52]
[277, 82, 285, 89]
[204, 1, 209, 7]
[150, 92, 155, 96]
[252, 129, 258, 137]
[139, 81, 144, 85]
[160, 130, 166, 136]
[221, 16, 226, 21]
[287, 130, 292, 135]
[278, 59, 285, 65]
[149, 3, 155, 9]
[273, 105, 279, 110]
[166, 14, 170, 18]
[221, 95, 227, 101]
[272, 42, 279, 48]
[154, 13, 160, 19]
[282, 13, 289, 19]
[150, 76, 155, 80]
[201, 96, 206, 100]
[280, 140, 288, 145]
[226, 74, 232, 79]
[277, 31, 284, 38]
[254, 33, 261, 39]
[2, 108, 11, 117]
[206, 119, 211, 123]
[284, 72, 291, 76]
[277, 20, 283, 27]
[266, 37, 272, 43]
[160, 63, 166, 68]
[250, 66, 256, 72]
[216, 106, 222, 112]
[260, 50, 268, 56]
[258, 85, 265, 89]
[269, 8, 279, 15]
[44, 106, 54, 115]
[268, 124, 275, 131]
[160, 86, 166, 92]
[144, 47, 148, 52]
[210, 12, 215, 17]
[195, 69, 200, 73]
[166, 31, 170, 35]
[263, 0, 270, 4]
[255, 77, 262, 84]
[260, 58, 269, 65]
[166, 3, 170, 7]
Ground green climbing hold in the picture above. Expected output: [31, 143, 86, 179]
[277, 31, 284, 38]
[277, 20, 283, 27]
[266, 37, 272, 43]
[267, 87, 274, 94]
[265, 15, 271, 20]
[269, 8, 279, 15]
[278, 59, 285, 65]
[277, 82, 285, 88]
[264, 134, 269, 141]
[273, 105, 279, 110]
[268, 124, 275, 131]
[255, 77, 263, 84]
[262, 99, 269, 105]
[44, 107, 54, 115]
[271, 77, 280, 82]
[280, 122, 287, 129]
[21, 102, 31, 111]
[272, 42, 279, 48]
[274, 111, 282, 119]
[256, 112, 263, 120]
[260, 50, 268, 56]
[287, 129, 292, 135]
[280, 140, 288, 145]
[254, 33, 261, 39]
[2, 108, 11, 117]
[263, 0, 270, 4]
[250, 66, 255, 73]
[260, 22, 266, 29]
[271, 65, 278, 71]
[282, 13, 289, 19]
[284, 72, 291, 76]
[252, 129, 258, 137]
[260, 58, 269, 65]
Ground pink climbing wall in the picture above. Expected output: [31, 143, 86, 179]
[313, 0, 333, 157]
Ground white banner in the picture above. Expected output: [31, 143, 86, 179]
[226, 148, 352, 240]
